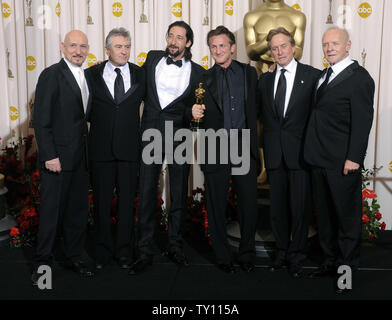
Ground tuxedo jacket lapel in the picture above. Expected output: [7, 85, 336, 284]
[150, 54, 164, 109]
[117, 63, 140, 104]
[313, 68, 327, 104]
[60, 59, 84, 112]
[206, 65, 222, 112]
[266, 70, 277, 118]
[327, 61, 357, 90]
[95, 61, 116, 103]
[285, 63, 305, 117]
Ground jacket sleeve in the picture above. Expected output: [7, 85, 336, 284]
[33, 68, 59, 162]
[347, 71, 375, 165]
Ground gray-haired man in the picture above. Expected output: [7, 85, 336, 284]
[85, 28, 146, 270]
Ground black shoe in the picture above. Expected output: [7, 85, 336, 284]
[64, 260, 94, 278]
[218, 263, 236, 274]
[269, 259, 287, 272]
[166, 251, 189, 267]
[308, 265, 336, 279]
[95, 263, 105, 271]
[31, 270, 40, 286]
[239, 261, 255, 273]
[288, 264, 303, 278]
[128, 258, 152, 275]
[117, 257, 132, 269]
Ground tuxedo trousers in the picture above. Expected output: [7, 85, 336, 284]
[91, 160, 138, 263]
[137, 160, 190, 260]
[36, 165, 89, 265]
[267, 160, 312, 265]
[310, 168, 362, 268]
[204, 159, 258, 265]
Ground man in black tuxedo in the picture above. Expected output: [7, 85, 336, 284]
[129, 21, 205, 275]
[85, 28, 145, 270]
[304, 27, 374, 293]
[32, 30, 94, 284]
[192, 26, 260, 274]
[258, 27, 320, 277]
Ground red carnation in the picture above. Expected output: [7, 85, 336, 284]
[362, 189, 377, 199]
[9, 227, 20, 238]
[381, 222, 386, 231]
[376, 212, 382, 221]
[362, 214, 370, 223]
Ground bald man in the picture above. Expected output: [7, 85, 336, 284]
[32, 30, 94, 285]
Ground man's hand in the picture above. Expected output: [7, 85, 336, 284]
[343, 160, 360, 176]
[192, 104, 205, 119]
[45, 158, 62, 173]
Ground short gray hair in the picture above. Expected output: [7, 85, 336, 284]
[323, 26, 350, 43]
[105, 27, 131, 48]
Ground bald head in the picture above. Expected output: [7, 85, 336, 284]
[61, 30, 89, 67]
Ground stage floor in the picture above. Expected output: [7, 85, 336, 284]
[0, 230, 391, 301]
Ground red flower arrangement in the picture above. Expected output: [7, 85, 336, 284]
[0, 135, 40, 247]
[361, 167, 386, 241]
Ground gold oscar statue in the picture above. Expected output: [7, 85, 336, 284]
[244, 0, 306, 75]
[192, 83, 205, 131]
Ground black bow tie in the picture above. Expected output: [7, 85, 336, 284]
[167, 57, 182, 68]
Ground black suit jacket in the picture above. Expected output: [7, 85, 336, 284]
[304, 61, 375, 169]
[259, 61, 321, 170]
[34, 59, 89, 171]
[141, 50, 205, 149]
[201, 61, 260, 174]
[85, 61, 146, 162]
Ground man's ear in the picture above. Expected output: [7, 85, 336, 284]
[231, 43, 237, 54]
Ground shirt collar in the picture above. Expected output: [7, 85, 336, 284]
[107, 60, 129, 74]
[217, 60, 238, 74]
[277, 58, 297, 74]
[330, 56, 353, 75]
[64, 58, 82, 71]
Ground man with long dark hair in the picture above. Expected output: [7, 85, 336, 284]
[129, 21, 205, 275]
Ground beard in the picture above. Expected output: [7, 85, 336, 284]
[165, 45, 183, 58]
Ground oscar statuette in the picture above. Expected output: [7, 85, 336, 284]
[192, 83, 205, 131]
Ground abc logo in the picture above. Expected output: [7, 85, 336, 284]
[172, 3, 182, 18]
[202, 56, 209, 70]
[225, 0, 234, 16]
[2, 3, 12, 18]
[87, 53, 97, 67]
[358, 2, 372, 18]
[291, 3, 302, 11]
[9, 106, 19, 121]
[27, 56, 37, 71]
[137, 52, 147, 67]
[322, 57, 329, 69]
[56, 3, 61, 17]
[112, 2, 123, 17]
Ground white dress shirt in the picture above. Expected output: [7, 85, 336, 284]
[317, 55, 354, 89]
[155, 56, 191, 109]
[103, 61, 131, 99]
[64, 58, 89, 113]
[274, 58, 298, 117]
